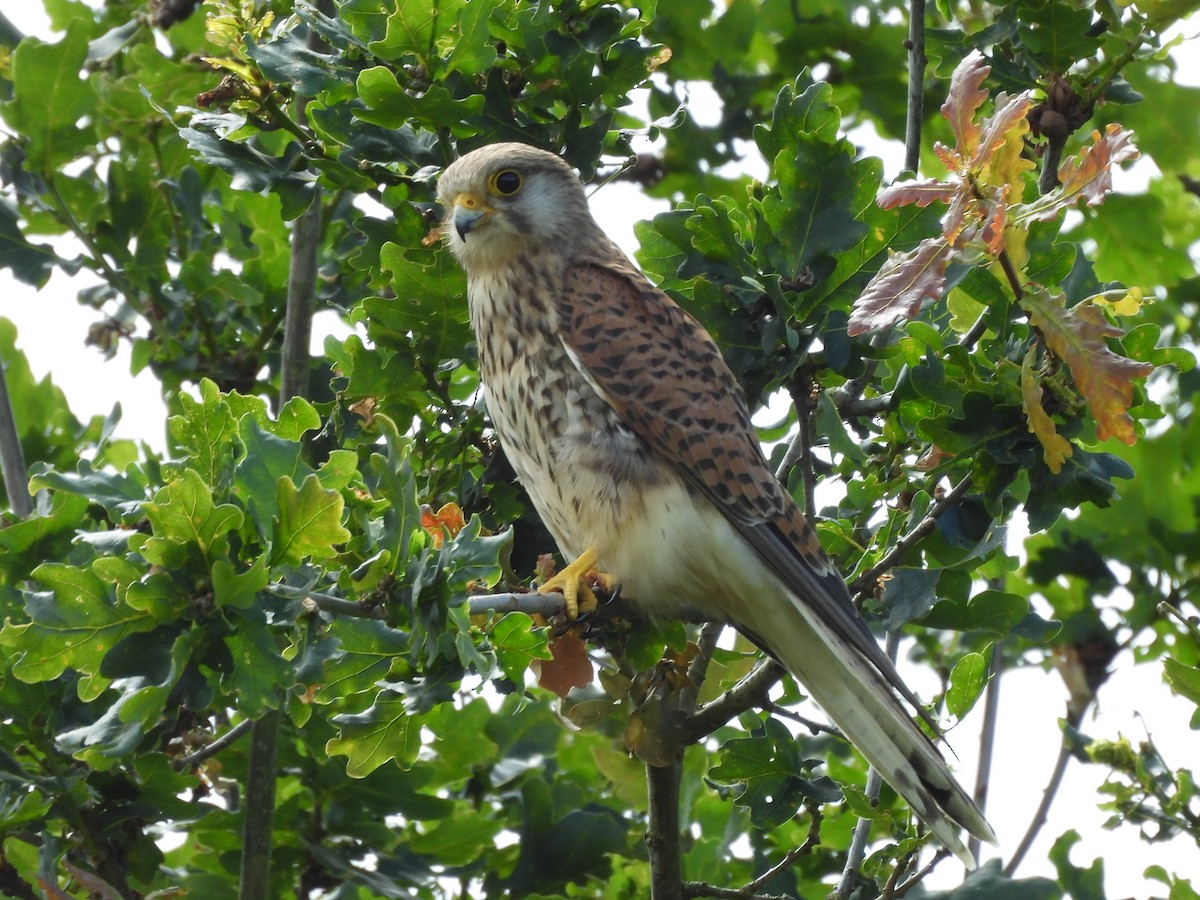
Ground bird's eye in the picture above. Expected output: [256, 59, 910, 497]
[490, 169, 522, 196]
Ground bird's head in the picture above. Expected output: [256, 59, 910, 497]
[437, 143, 600, 273]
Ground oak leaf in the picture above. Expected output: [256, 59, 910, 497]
[847, 237, 954, 335]
[1021, 347, 1074, 474]
[1022, 288, 1154, 444]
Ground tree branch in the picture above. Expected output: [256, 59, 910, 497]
[903, 0, 927, 174]
[0, 359, 32, 517]
[970, 641, 1002, 861]
[741, 805, 823, 894]
[1003, 703, 1086, 876]
[175, 719, 255, 771]
[239, 709, 281, 900]
[646, 756, 684, 900]
[680, 659, 786, 746]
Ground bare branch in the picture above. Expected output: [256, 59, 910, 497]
[1004, 703, 1086, 876]
[683, 884, 791, 900]
[680, 659, 786, 746]
[891, 849, 950, 897]
[903, 0, 928, 174]
[741, 805, 823, 894]
[0, 360, 32, 518]
[970, 641, 1002, 861]
[174, 719, 255, 771]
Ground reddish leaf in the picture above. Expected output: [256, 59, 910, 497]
[877, 178, 958, 209]
[1023, 288, 1154, 445]
[1021, 347, 1073, 474]
[1015, 125, 1140, 225]
[535, 632, 594, 698]
[849, 237, 955, 335]
[941, 49, 990, 160]
[1057, 123, 1139, 206]
[980, 184, 1011, 255]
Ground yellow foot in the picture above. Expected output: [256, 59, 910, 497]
[538, 548, 608, 620]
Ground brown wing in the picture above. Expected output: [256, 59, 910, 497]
[558, 261, 934, 719]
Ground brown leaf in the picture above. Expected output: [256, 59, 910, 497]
[1058, 124, 1139, 207]
[941, 49, 990, 160]
[1014, 125, 1140, 225]
[535, 632, 594, 698]
[849, 237, 956, 335]
[1021, 347, 1073, 474]
[877, 178, 958, 209]
[1023, 288, 1154, 444]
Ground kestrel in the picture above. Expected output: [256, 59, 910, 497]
[438, 142, 995, 865]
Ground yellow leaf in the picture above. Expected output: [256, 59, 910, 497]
[1021, 347, 1073, 474]
[1089, 286, 1146, 317]
[1023, 288, 1154, 445]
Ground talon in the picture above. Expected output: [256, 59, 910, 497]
[538, 548, 605, 619]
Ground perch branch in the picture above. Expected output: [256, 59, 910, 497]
[970, 641, 1002, 861]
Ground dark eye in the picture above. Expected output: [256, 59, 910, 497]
[492, 169, 522, 195]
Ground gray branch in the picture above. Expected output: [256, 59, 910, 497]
[0, 358, 32, 517]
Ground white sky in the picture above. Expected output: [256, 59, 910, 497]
[2, 4, 1199, 896]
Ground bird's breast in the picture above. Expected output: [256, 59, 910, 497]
[466, 266, 670, 570]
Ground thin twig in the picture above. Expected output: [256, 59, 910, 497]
[890, 848, 949, 897]
[762, 702, 843, 739]
[741, 805, 823, 894]
[851, 474, 974, 601]
[682, 884, 791, 900]
[175, 719, 255, 771]
[969, 641, 1002, 861]
[1003, 704, 1085, 876]
[834, 631, 901, 898]
[903, 0, 927, 174]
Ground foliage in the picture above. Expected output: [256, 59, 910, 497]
[0, 0, 1198, 898]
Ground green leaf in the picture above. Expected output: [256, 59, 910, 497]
[327, 691, 424, 777]
[221, 621, 292, 719]
[3, 24, 96, 171]
[407, 805, 503, 866]
[946, 650, 989, 719]
[141, 469, 245, 566]
[1048, 830, 1105, 900]
[317, 618, 413, 702]
[168, 379, 239, 487]
[355, 66, 484, 131]
[1164, 658, 1200, 709]
[489, 612, 552, 686]
[272, 473, 352, 566]
[921, 589, 1029, 635]
[0, 563, 154, 685]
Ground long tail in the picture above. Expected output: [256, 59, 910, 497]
[746, 595, 996, 867]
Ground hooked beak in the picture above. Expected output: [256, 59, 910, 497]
[452, 192, 490, 241]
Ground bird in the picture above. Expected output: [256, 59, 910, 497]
[436, 142, 996, 866]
